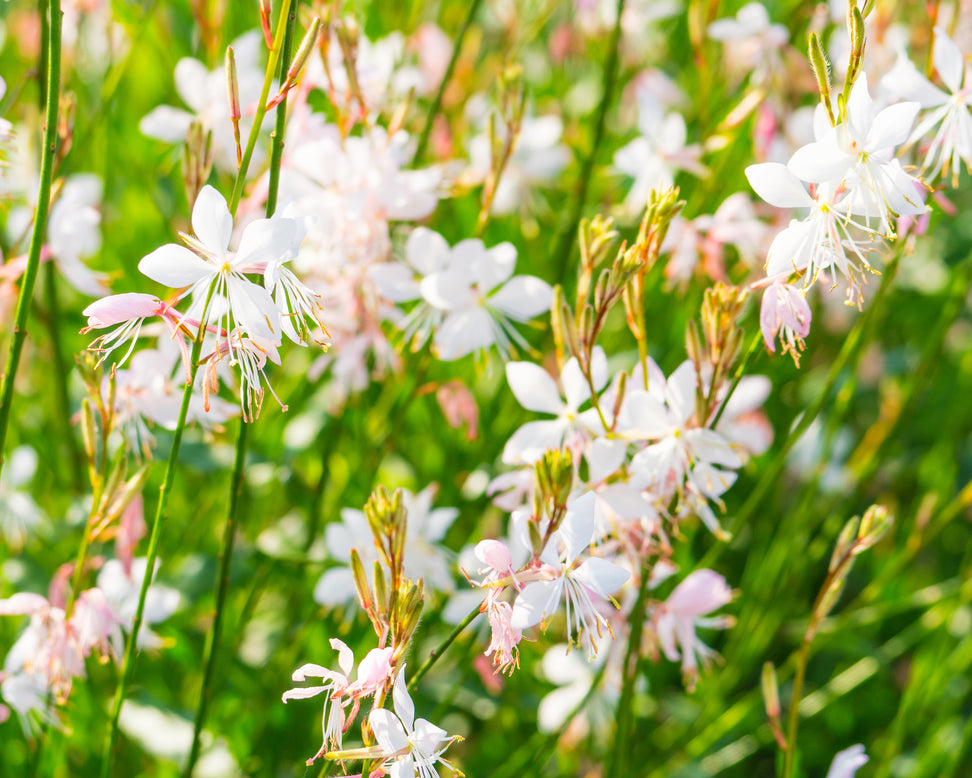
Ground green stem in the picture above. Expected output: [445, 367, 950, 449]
[43, 261, 83, 490]
[781, 638, 810, 778]
[0, 0, 61, 478]
[606, 562, 652, 778]
[552, 0, 626, 273]
[228, 0, 294, 215]
[184, 419, 249, 777]
[100, 287, 215, 778]
[411, 0, 484, 167]
[407, 604, 480, 692]
[709, 329, 762, 428]
[185, 7, 299, 772]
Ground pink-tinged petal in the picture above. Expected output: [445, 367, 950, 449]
[370, 708, 409, 753]
[406, 226, 452, 276]
[787, 132, 852, 182]
[934, 28, 964, 94]
[191, 185, 233, 254]
[391, 666, 415, 731]
[867, 102, 920, 152]
[0, 592, 49, 615]
[667, 569, 732, 616]
[572, 556, 630, 597]
[745, 163, 814, 209]
[765, 219, 813, 276]
[329, 638, 354, 677]
[138, 244, 213, 288]
[655, 612, 680, 661]
[139, 106, 194, 143]
[475, 539, 512, 572]
[501, 419, 567, 465]
[289, 663, 330, 681]
[281, 685, 327, 702]
[357, 647, 393, 686]
[489, 276, 553, 320]
[83, 293, 163, 328]
[510, 579, 563, 629]
[506, 361, 563, 414]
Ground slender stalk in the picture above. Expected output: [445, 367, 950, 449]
[411, 0, 484, 167]
[100, 287, 215, 778]
[228, 0, 293, 215]
[709, 329, 762, 428]
[184, 5, 299, 772]
[407, 604, 481, 692]
[0, 0, 62, 477]
[782, 639, 810, 778]
[184, 420, 249, 777]
[43, 261, 83, 489]
[606, 562, 652, 778]
[552, 0, 626, 273]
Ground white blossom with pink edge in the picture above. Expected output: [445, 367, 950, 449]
[282, 639, 394, 762]
[509, 492, 630, 658]
[651, 569, 734, 689]
[759, 279, 812, 365]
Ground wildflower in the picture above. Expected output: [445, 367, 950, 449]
[760, 280, 812, 365]
[419, 236, 553, 360]
[651, 569, 734, 689]
[510, 492, 630, 657]
[826, 744, 869, 778]
[283, 639, 394, 762]
[502, 347, 608, 465]
[369, 665, 461, 778]
[0, 445, 45, 552]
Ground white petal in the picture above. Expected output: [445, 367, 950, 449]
[506, 361, 563, 414]
[420, 270, 475, 311]
[846, 73, 876, 142]
[392, 665, 415, 731]
[226, 276, 280, 339]
[510, 579, 563, 629]
[139, 106, 194, 143]
[138, 244, 212, 288]
[559, 492, 597, 564]
[502, 419, 568, 465]
[489, 276, 553, 320]
[934, 28, 964, 94]
[313, 568, 357, 606]
[406, 227, 452, 275]
[370, 709, 409, 753]
[787, 132, 852, 182]
[433, 308, 494, 360]
[572, 556, 630, 597]
[745, 163, 814, 209]
[191, 185, 233, 255]
[867, 102, 920, 152]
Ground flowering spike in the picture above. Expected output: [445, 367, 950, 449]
[808, 33, 835, 127]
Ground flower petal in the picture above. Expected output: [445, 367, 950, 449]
[506, 361, 563, 414]
[138, 244, 213, 288]
[191, 185, 233, 255]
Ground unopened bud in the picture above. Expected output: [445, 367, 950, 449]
[81, 398, 97, 460]
[612, 371, 628, 424]
[761, 661, 780, 718]
[854, 504, 893, 553]
[259, 0, 273, 48]
[829, 516, 859, 572]
[351, 549, 373, 612]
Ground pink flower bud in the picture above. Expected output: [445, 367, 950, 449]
[356, 647, 394, 687]
[475, 539, 512, 574]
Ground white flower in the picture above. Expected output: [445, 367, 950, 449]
[0, 446, 45, 551]
[510, 492, 630, 657]
[826, 744, 868, 778]
[884, 28, 972, 185]
[502, 347, 608, 465]
[369, 665, 459, 778]
[787, 74, 926, 237]
[96, 558, 181, 650]
[419, 237, 552, 360]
